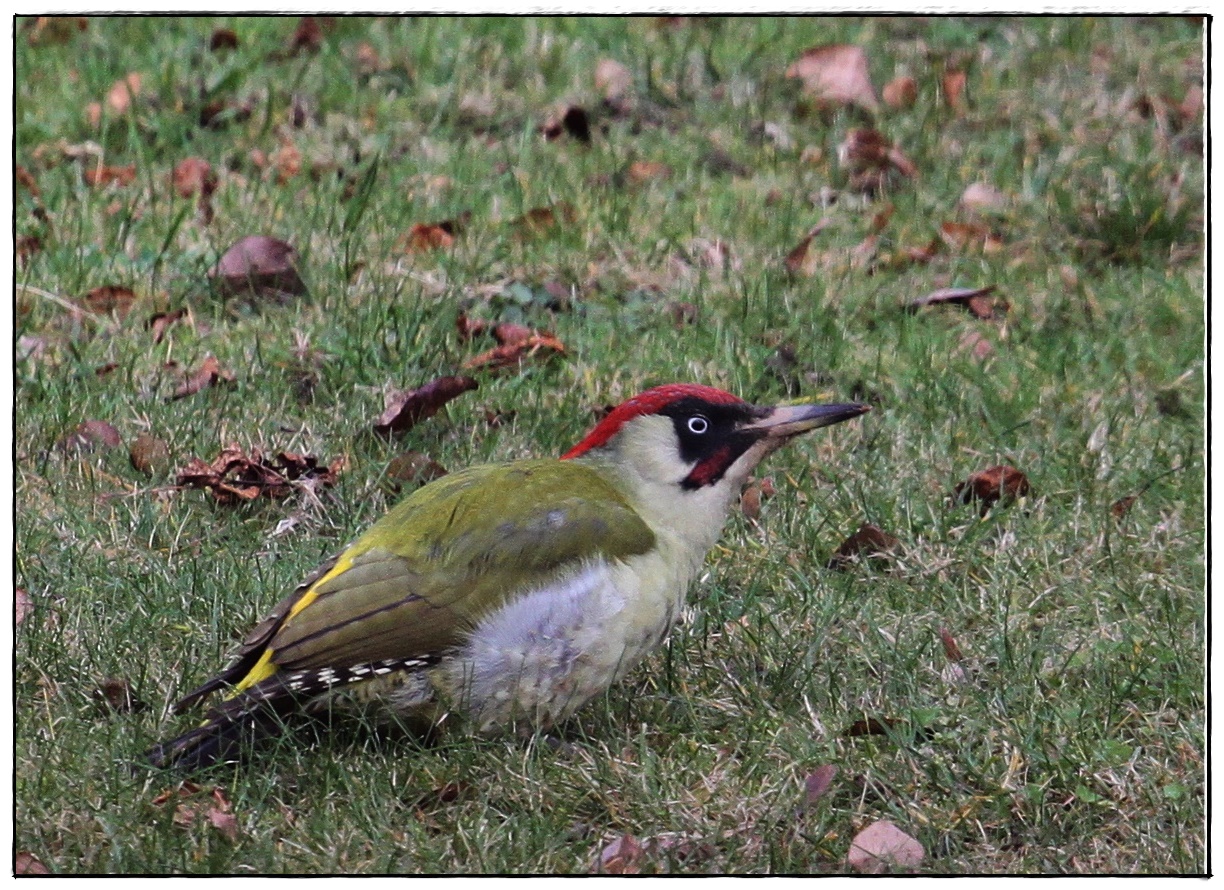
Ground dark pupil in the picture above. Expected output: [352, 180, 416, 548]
[688, 416, 708, 434]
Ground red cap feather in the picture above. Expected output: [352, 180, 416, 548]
[561, 384, 746, 460]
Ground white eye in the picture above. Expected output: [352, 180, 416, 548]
[687, 415, 709, 435]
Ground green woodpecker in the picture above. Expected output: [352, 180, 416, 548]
[148, 384, 867, 769]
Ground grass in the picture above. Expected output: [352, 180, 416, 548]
[13, 15, 1204, 874]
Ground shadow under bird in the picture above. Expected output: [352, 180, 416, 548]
[148, 384, 868, 770]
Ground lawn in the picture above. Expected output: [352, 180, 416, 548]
[13, 15, 1205, 874]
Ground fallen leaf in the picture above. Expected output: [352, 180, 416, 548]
[787, 44, 879, 111]
[784, 220, 832, 275]
[385, 452, 448, 490]
[15, 852, 51, 875]
[1110, 494, 1139, 520]
[173, 157, 216, 198]
[959, 182, 1008, 214]
[107, 72, 142, 115]
[25, 15, 87, 45]
[847, 820, 924, 873]
[846, 716, 902, 737]
[938, 220, 1003, 253]
[83, 164, 136, 187]
[543, 105, 591, 142]
[596, 834, 643, 874]
[176, 446, 342, 505]
[827, 523, 899, 569]
[510, 203, 576, 237]
[130, 433, 172, 476]
[942, 69, 968, 111]
[957, 329, 994, 361]
[804, 764, 839, 805]
[82, 284, 137, 318]
[939, 627, 964, 662]
[57, 420, 123, 454]
[148, 308, 188, 343]
[288, 16, 326, 54]
[838, 128, 916, 194]
[462, 333, 566, 372]
[170, 355, 235, 401]
[397, 214, 469, 253]
[625, 160, 672, 186]
[374, 376, 479, 438]
[455, 311, 489, 342]
[208, 235, 307, 300]
[210, 27, 239, 51]
[208, 808, 240, 842]
[16, 588, 33, 626]
[906, 285, 1007, 320]
[882, 75, 918, 109]
[595, 58, 632, 101]
[93, 677, 147, 714]
[954, 464, 1031, 515]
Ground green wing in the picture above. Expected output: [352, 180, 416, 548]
[182, 459, 656, 702]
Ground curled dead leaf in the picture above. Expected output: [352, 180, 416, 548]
[208, 235, 307, 300]
[827, 523, 899, 570]
[172, 157, 217, 198]
[16, 588, 33, 627]
[953, 464, 1031, 515]
[510, 203, 576, 237]
[385, 452, 448, 491]
[82, 284, 137, 318]
[942, 69, 968, 111]
[838, 128, 916, 194]
[463, 332, 566, 372]
[15, 851, 51, 875]
[939, 220, 1004, 253]
[83, 164, 136, 187]
[374, 376, 478, 438]
[804, 764, 839, 806]
[170, 355, 235, 401]
[93, 677, 147, 714]
[882, 75, 918, 109]
[906, 285, 1007, 320]
[596, 834, 643, 875]
[398, 213, 469, 253]
[1111, 494, 1139, 520]
[783, 219, 832, 275]
[939, 627, 964, 663]
[58, 420, 123, 454]
[176, 446, 342, 505]
[847, 820, 924, 873]
[787, 44, 879, 111]
[130, 433, 172, 477]
[148, 308, 188, 344]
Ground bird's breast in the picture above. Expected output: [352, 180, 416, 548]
[445, 548, 694, 732]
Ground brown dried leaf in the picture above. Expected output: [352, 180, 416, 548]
[596, 834, 644, 875]
[957, 329, 994, 361]
[172, 157, 216, 198]
[26, 15, 87, 45]
[954, 464, 1031, 515]
[907, 285, 1006, 320]
[385, 452, 448, 490]
[939, 220, 1003, 253]
[83, 284, 137, 318]
[1111, 494, 1139, 520]
[784, 220, 832, 275]
[93, 677, 147, 714]
[595, 58, 632, 101]
[374, 376, 479, 438]
[107, 72, 142, 115]
[939, 627, 964, 663]
[787, 44, 879, 111]
[959, 182, 1008, 214]
[210, 27, 239, 51]
[510, 203, 576, 237]
[208, 235, 306, 299]
[398, 214, 469, 253]
[882, 75, 918, 109]
[148, 308, 188, 343]
[462, 333, 567, 372]
[846, 716, 902, 737]
[942, 69, 968, 111]
[847, 820, 925, 873]
[176, 446, 341, 505]
[16, 588, 33, 627]
[171, 355, 235, 401]
[288, 16, 325, 54]
[456, 311, 489, 342]
[58, 420, 123, 454]
[625, 160, 672, 186]
[83, 164, 137, 187]
[130, 433, 172, 476]
[838, 128, 916, 193]
[827, 523, 899, 570]
[804, 764, 839, 805]
[740, 482, 762, 520]
[15, 851, 51, 875]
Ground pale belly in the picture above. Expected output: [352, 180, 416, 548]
[437, 557, 685, 731]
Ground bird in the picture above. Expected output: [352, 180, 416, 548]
[147, 383, 868, 770]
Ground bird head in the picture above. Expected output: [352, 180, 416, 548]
[562, 384, 868, 498]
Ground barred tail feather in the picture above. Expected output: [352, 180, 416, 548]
[145, 656, 438, 771]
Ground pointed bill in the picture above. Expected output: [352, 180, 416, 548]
[746, 402, 870, 440]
